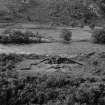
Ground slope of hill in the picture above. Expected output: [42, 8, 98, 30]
[0, 0, 104, 25]
[0, 0, 50, 23]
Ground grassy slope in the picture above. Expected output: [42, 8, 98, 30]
[0, 0, 104, 26]
[0, 0, 51, 23]
[1, 53, 105, 105]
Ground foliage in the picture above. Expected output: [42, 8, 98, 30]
[48, 0, 71, 25]
[89, 23, 95, 30]
[48, 0, 97, 26]
[4, 0, 40, 18]
[67, 82, 105, 105]
[0, 0, 102, 25]
[94, 0, 105, 16]
[91, 28, 105, 43]
[0, 53, 24, 72]
[0, 30, 42, 44]
[0, 53, 105, 105]
[2, 28, 12, 34]
[60, 29, 72, 42]
[0, 70, 105, 105]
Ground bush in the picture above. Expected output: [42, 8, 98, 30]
[89, 23, 95, 30]
[70, 22, 78, 27]
[2, 28, 12, 34]
[60, 29, 72, 43]
[0, 30, 30, 43]
[0, 30, 43, 44]
[1, 53, 105, 105]
[70, 83, 105, 105]
[24, 30, 35, 37]
[80, 24, 84, 28]
[9, 30, 28, 43]
[91, 28, 105, 44]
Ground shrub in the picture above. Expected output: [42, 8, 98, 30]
[0, 35, 11, 43]
[89, 23, 95, 30]
[91, 28, 105, 44]
[60, 29, 72, 43]
[80, 24, 84, 28]
[34, 32, 42, 43]
[2, 28, 12, 34]
[9, 30, 30, 43]
[1, 53, 105, 105]
[0, 30, 43, 44]
[24, 30, 35, 37]
[70, 22, 77, 27]
[73, 83, 105, 105]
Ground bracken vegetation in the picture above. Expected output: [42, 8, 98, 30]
[91, 28, 105, 43]
[0, 53, 105, 105]
[1, 0, 105, 105]
[60, 29, 72, 43]
[89, 23, 95, 30]
[0, 0, 103, 26]
[0, 30, 43, 44]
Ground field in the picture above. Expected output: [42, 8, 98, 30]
[1, 0, 105, 104]
[0, 24, 103, 55]
[1, 24, 105, 105]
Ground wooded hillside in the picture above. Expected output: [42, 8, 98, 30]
[0, 0, 104, 25]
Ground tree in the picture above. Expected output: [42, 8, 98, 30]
[94, 0, 105, 16]
[2, 0, 40, 20]
[48, 0, 95, 25]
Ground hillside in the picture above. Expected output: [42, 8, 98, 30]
[0, 0, 49, 23]
[0, 0, 104, 25]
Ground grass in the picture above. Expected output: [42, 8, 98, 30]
[0, 53, 105, 105]
[1, 26, 105, 105]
